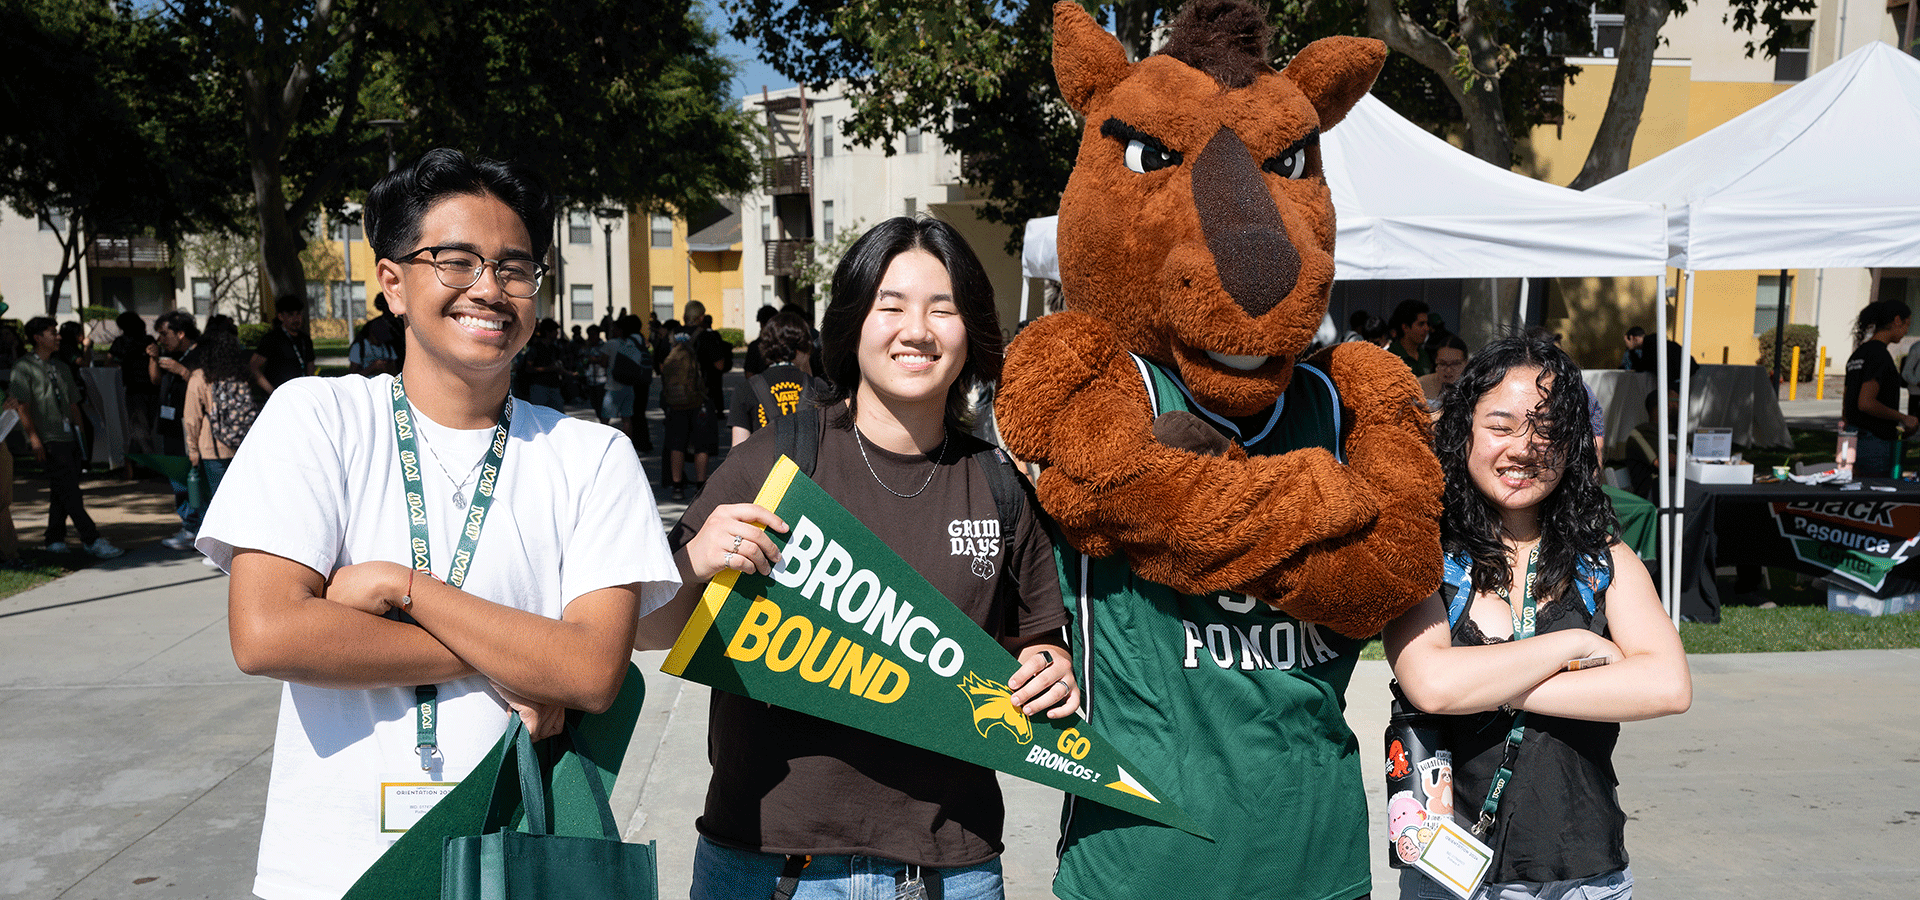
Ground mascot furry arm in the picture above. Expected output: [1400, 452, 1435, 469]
[997, 1, 1441, 638]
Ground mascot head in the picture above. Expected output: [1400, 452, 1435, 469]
[1052, 0, 1383, 416]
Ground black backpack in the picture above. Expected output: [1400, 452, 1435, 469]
[609, 337, 648, 386]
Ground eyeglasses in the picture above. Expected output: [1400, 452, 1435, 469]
[397, 246, 547, 298]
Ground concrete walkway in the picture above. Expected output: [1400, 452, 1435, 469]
[4, 380, 1918, 899]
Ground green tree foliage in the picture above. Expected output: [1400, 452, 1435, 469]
[0, 0, 241, 314]
[151, 0, 758, 314]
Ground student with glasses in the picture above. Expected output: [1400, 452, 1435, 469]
[201, 149, 678, 900]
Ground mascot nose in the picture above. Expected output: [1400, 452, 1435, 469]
[1192, 126, 1301, 318]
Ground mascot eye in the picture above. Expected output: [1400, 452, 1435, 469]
[1264, 147, 1307, 179]
[1101, 118, 1182, 175]
[1124, 139, 1179, 174]
[1262, 131, 1320, 180]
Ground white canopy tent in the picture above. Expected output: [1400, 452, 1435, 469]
[1591, 40, 1920, 620]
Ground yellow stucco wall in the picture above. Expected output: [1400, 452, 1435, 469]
[1520, 59, 1801, 370]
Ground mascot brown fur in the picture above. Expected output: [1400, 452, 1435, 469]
[998, 0, 1442, 638]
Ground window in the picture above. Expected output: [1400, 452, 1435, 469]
[652, 286, 675, 324]
[822, 200, 835, 242]
[903, 197, 917, 218]
[569, 210, 592, 245]
[330, 280, 366, 320]
[333, 215, 362, 242]
[904, 126, 922, 154]
[821, 115, 833, 158]
[571, 284, 595, 321]
[762, 215, 772, 243]
[1755, 275, 1793, 335]
[191, 278, 213, 317]
[306, 282, 327, 315]
[1775, 21, 1812, 81]
[41, 275, 73, 315]
[1881, 276, 1920, 306]
[651, 215, 674, 248]
[1590, 13, 1624, 58]
[38, 210, 67, 233]
[762, 284, 772, 309]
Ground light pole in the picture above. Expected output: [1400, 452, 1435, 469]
[594, 207, 623, 323]
[369, 119, 404, 172]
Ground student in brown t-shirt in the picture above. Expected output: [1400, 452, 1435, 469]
[637, 217, 1077, 900]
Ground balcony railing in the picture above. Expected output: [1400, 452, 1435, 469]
[765, 239, 812, 277]
[763, 154, 812, 195]
[87, 236, 172, 269]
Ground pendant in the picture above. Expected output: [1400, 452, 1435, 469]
[452, 492, 469, 510]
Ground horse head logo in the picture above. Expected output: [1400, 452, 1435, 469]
[960, 672, 1034, 745]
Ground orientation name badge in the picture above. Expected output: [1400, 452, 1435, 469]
[663, 457, 1210, 838]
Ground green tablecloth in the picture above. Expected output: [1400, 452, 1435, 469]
[1605, 484, 1658, 560]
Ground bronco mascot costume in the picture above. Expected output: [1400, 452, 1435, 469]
[996, 2, 1443, 898]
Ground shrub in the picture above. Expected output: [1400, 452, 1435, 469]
[1758, 324, 1819, 382]
[238, 322, 272, 347]
[79, 305, 120, 324]
[719, 327, 744, 347]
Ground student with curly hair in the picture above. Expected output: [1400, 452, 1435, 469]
[1385, 332, 1691, 900]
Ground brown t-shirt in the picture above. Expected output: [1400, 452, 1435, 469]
[667, 407, 1068, 866]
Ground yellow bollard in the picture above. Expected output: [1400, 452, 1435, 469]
[1816, 348, 1827, 399]
[1790, 345, 1801, 400]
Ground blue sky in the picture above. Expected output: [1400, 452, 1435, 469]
[701, 1, 796, 101]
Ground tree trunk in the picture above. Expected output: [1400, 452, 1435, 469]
[1364, 0, 1514, 168]
[1569, 0, 1672, 190]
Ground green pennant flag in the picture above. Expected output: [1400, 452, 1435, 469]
[663, 457, 1210, 839]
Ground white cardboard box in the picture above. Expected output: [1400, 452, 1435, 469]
[1685, 459, 1754, 484]
[1827, 585, 1920, 616]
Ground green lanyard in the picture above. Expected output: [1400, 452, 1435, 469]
[1475, 545, 1539, 837]
[389, 376, 512, 768]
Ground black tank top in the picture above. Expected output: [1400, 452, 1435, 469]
[1444, 583, 1628, 884]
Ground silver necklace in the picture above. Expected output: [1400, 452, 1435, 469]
[851, 422, 948, 499]
[413, 424, 485, 508]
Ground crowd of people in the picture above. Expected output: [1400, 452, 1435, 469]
[0, 298, 321, 563]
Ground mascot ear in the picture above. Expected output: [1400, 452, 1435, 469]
[1280, 36, 1386, 130]
[1054, 1, 1130, 115]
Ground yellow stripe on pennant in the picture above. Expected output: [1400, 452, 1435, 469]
[661, 457, 803, 676]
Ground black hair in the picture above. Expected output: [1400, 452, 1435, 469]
[199, 328, 253, 382]
[24, 316, 55, 339]
[156, 309, 201, 342]
[756, 305, 779, 325]
[205, 314, 238, 340]
[1434, 331, 1616, 605]
[760, 312, 812, 365]
[274, 295, 305, 316]
[1433, 333, 1469, 357]
[616, 314, 644, 338]
[115, 311, 147, 338]
[818, 217, 1001, 426]
[1853, 299, 1912, 345]
[363, 148, 554, 263]
[1389, 299, 1429, 337]
[1624, 325, 1646, 339]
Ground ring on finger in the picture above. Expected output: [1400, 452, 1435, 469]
[730, 534, 743, 552]
[723, 551, 736, 568]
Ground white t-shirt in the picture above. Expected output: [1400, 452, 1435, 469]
[197, 374, 678, 900]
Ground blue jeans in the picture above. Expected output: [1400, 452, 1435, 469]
[1400, 866, 1633, 900]
[1855, 429, 1897, 478]
[691, 836, 1004, 900]
[167, 471, 203, 532]
[200, 458, 231, 498]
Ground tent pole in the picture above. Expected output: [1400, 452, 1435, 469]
[1655, 272, 1673, 617]
[1671, 270, 1699, 628]
[1516, 278, 1531, 332]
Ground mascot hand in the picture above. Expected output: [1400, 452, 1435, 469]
[1254, 342, 1443, 637]
[1000, 312, 1383, 590]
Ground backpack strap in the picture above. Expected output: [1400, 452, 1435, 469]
[974, 444, 1029, 543]
[1443, 550, 1610, 630]
[774, 403, 822, 476]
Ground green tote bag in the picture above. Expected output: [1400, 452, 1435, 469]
[442, 715, 657, 900]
